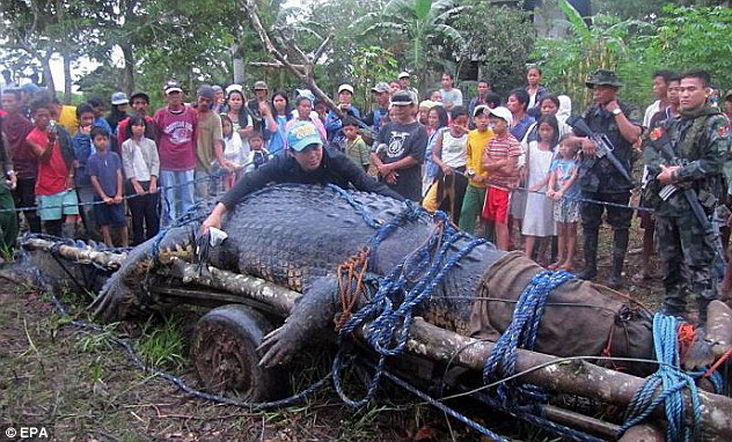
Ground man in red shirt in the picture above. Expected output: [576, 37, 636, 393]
[25, 96, 79, 238]
[117, 90, 156, 147]
[1, 88, 40, 232]
[153, 80, 197, 226]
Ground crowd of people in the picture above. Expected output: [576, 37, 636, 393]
[0, 66, 731, 322]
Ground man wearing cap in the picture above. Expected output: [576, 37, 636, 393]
[117, 91, 156, 147]
[439, 73, 463, 112]
[200, 121, 403, 233]
[248, 81, 270, 136]
[153, 80, 198, 226]
[107, 92, 130, 137]
[398, 72, 419, 105]
[370, 90, 427, 202]
[364, 82, 391, 134]
[324, 84, 361, 150]
[194, 85, 227, 200]
[571, 69, 643, 287]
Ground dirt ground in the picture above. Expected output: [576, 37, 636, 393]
[0, 217, 666, 442]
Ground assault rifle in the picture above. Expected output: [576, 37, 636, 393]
[566, 115, 636, 187]
[650, 132, 727, 273]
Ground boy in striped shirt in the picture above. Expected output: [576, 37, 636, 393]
[481, 106, 521, 250]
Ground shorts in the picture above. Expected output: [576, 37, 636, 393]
[94, 199, 126, 227]
[37, 189, 80, 221]
[553, 197, 579, 223]
[481, 186, 510, 223]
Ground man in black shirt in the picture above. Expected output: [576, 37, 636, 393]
[202, 121, 402, 233]
[570, 70, 643, 288]
[370, 91, 428, 202]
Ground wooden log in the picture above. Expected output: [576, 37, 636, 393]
[406, 319, 732, 441]
[617, 423, 665, 442]
[707, 300, 732, 357]
[21, 238, 127, 270]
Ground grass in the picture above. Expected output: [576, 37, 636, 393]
[136, 314, 188, 370]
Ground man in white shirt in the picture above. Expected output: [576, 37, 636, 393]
[439, 73, 463, 112]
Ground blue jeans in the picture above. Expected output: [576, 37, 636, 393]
[160, 169, 194, 226]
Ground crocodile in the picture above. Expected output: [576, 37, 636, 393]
[85, 183, 668, 370]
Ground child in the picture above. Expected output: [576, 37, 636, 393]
[343, 117, 370, 171]
[546, 134, 579, 270]
[245, 131, 270, 173]
[458, 105, 495, 238]
[481, 106, 521, 251]
[121, 115, 160, 246]
[88, 126, 128, 247]
[72, 104, 99, 238]
[430, 106, 469, 223]
[221, 115, 248, 189]
[523, 115, 559, 259]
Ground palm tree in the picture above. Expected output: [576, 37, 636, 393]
[355, 0, 466, 87]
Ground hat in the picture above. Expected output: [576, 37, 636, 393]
[724, 89, 732, 101]
[225, 84, 243, 95]
[419, 100, 437, 109]
[473, 104, 491, 117]
[163, 80, 183, 95]
[391, 91, 414, 106]
[129, 91, 150, 103]
[253, 80, 268, 90]
[398, 72, 410, 80]
[211, 85, 223, 92]
[372, 82, 390, 93]
[111, 91, 129, 105]
[287, 121, 323, 152]
[338, 84, 354, 95]
[585, 69, 622, 89]
[487, 106, 513, 127]
[20, 83, 40, 94]
[197, 85, 216, 102]
[295, 89, 316, 102]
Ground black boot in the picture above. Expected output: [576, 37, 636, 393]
[577, 228, 598, 280]
[607, 229, 629, 289]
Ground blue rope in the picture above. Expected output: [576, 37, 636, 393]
[331, 207, 485, 407]
[482, 270, 573, 405]
[619, 313, 703, 442]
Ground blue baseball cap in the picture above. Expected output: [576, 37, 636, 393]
[287, 121, 323, 152]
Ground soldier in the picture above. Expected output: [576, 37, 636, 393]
[571, 70, 643, 288]
[644, 70, 730, 322]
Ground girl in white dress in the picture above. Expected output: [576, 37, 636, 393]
[522, 115, 559, 258]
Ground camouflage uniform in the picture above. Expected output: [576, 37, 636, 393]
[644, 105, 731, 321]
[576, 71, 643, 286]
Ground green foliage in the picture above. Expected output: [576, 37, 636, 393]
[453, 2, 536, 96]
[351, 47, 399, 111]
[137, 315, 187, 370]
[535, 3, 732, 110]
[356, 0, 467, 89]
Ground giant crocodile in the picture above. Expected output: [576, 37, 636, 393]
[88, 183, 666, 370]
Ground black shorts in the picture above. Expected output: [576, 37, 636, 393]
[94, 199, 126, 227]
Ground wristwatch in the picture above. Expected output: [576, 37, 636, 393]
[612, 108, 623, 116]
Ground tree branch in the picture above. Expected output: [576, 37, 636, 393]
[312, 33, 333, 63]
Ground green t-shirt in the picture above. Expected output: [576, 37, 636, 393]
[346, 135, 370, 167]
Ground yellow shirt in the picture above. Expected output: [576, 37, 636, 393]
[58, 105, 78, 135]
[466, 128, 494, 188]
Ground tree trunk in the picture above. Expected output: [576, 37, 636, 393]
[230, 43, 244, 84]
[120, 43, 135, 95]
[40, 52, 56, 95]
[62, 52, 73, 104]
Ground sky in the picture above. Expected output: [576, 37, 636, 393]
[3, 0, 307, 93]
